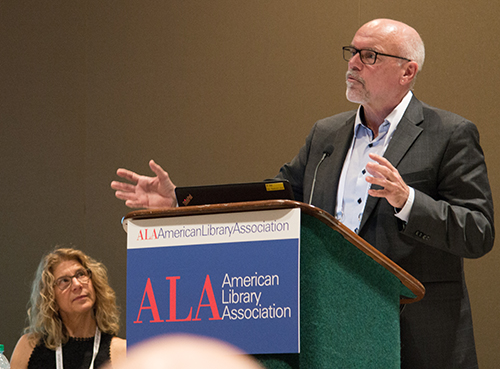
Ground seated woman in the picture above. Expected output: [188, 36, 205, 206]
[10, 247, 126, 369]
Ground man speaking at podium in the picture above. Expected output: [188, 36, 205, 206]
[111, 19, 494, 368]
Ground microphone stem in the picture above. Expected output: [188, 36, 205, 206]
[309, 152, 328, 205]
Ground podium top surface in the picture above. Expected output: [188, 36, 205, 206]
[123, 200, 425, 303]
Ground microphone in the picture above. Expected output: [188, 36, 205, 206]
[308, 144, 334, 205]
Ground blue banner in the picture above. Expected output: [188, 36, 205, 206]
[127, 238, 299, 354]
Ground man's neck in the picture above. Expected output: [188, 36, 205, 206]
[360, 107, 390, 138]
[361, 92, 410, 137]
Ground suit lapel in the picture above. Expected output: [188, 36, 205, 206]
[359, 97, 424, 231]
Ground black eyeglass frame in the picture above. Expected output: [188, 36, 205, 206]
[53, 268, 92, 291]
[342, 46, 412, 65]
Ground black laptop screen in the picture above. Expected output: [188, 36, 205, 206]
[175, 180, 294, 206]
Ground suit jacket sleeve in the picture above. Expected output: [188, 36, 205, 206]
[275, 125, 313, 204]
[402, 119, 494, 259]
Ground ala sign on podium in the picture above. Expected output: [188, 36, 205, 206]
[125, 208, 301, 354]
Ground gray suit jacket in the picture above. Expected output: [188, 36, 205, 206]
[276, 96, 495, 368]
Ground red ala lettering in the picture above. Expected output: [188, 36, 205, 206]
[193, 275, 222, 321]
[165, 276, 193, 322]
[134, 278, 164, 323]
[136, 230, 144, 241]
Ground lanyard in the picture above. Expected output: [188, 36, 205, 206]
[56, 327, 101, 369]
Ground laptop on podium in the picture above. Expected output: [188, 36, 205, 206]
[175, 180, 294, 207]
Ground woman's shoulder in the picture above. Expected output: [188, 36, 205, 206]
[10, 334, 37, 369]
[109, 337, 126, 364]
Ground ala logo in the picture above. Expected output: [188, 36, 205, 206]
[134, 275, 222, 323]
[136, 228, 159, 241]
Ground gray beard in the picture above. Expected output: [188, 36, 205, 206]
[346, 85, 369, 105]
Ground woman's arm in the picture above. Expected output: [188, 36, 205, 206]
[10, 334, 35, 369]
[110, 337, 127, 364]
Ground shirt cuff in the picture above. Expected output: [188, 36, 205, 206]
[394, 187, 414, 223]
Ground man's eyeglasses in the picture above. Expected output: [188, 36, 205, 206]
[54, 268, 92, 291]
[343, 46, 411, 65]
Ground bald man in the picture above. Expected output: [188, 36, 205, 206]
[112, 19, 494, 368]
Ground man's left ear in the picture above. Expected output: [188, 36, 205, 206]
[401, 61, 418, 85]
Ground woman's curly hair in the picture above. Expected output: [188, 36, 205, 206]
[24, 247, 121, 350]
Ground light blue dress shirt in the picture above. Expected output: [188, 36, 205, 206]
[335, 91, 415, 233]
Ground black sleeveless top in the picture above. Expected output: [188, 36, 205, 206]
[27, 333, 113, 369]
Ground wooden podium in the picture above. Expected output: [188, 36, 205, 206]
[123, 200, 424, 368]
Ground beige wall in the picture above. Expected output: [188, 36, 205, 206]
[1, 1, 498, 366]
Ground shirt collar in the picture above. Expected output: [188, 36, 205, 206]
[354, 91, 414, 137]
